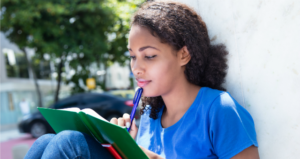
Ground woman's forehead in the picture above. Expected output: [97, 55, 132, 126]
[128, 25, 161, 49]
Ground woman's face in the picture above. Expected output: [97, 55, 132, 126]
[128, 25, 183, 97]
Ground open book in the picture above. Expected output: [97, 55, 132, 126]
[38, 107, 148, 159]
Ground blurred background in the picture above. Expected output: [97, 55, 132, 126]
[1, 0, 300, 159]
[0, 0, 144, 158]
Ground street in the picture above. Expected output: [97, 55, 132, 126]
[0, 129, 36, 159]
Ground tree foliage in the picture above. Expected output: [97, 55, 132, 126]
[1, 0, 143, 101]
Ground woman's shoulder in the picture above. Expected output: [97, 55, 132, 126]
[201, 87, 254, 124]
[201, 87, 230, 98]
[199, 87, 247, 116]
[202, 88, 258, 158]
[199, 87, 230, 107]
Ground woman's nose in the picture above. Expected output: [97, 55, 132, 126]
[131, 60, 144, 76]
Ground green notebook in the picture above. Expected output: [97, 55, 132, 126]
[38, 107, 148, 159]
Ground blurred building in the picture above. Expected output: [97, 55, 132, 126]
[0, 32, 70, 128]
[86, 61, 132, 91]
[0, 32, 132, 128]
[105, 62, 131, 90]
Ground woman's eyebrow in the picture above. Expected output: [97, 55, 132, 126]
[139, 46, 160, 52]
[127, 46, 160, 52]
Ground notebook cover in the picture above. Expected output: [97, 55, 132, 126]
[38, 108, 148, 159]
[102, 144, 122, 159]
[38, 107, 92, 136]
[80, 112, 148, 159]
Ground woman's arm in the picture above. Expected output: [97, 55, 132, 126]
[231, 146, 259, 159]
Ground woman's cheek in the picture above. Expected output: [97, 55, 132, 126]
[142, 73, 163, 97]
[142, 60, 175, 97]
[146, 70, 169, 96]
[142, 79, 161, 97]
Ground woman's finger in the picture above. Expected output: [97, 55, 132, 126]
[122, 113, 131, 128]
[122, 113, 138, 139]
[117, 117, 125, 127]
[129, 118, 138, 139]
[110, 117, 118, 125]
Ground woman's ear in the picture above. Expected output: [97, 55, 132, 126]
[178, 46, 191, 66]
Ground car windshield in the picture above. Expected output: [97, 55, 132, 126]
[81, 94, 108, 105]
[54, 95, 81, 109]
[125, 93, 134, 99]
[107, 90, 134, 99]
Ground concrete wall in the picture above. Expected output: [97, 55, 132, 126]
[169, 0, 299, 158]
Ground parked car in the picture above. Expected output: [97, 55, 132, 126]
[108, 89, 135, 99]
[18, 92, 140, 138]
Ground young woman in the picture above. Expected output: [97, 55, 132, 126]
[25, 1, 259, 159]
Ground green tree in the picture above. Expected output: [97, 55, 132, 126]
[67, 0, 143, 93]
[1, 0, 143, 103]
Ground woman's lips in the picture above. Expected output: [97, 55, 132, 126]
[136, 79, 151, 87]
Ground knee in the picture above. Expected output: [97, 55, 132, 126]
[28, 133, 55, 151]
[42, 131, 92, 158]
[54, 130, 86, 146]
[34, 134, 55, 145]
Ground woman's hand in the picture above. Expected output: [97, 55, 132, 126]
[110, 115, 164, 159]
[139, 146, 165, 159]
[110, 113, 138, 139]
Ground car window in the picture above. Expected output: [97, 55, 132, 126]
[114, 94, 123, 98]
[82, 94, 107, 105]
[54, 96, 80, 109]
[126, 93, 134, 99]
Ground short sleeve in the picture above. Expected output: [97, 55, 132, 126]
[209, 92, 258, 159]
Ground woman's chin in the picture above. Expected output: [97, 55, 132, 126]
[142, 90, 161, 98]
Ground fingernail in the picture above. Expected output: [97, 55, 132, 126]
[126, 122, 130, 128]
[124, 113, 130, 119]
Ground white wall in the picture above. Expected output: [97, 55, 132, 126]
[170, 0, 300, 158]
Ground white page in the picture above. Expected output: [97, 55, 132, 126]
[60, 107, 81, 113]
[81, 108, 108, 122]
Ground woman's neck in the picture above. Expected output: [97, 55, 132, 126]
[160, 77, 201, 123]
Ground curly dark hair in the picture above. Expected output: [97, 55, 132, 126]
[131, 1, 228, 119]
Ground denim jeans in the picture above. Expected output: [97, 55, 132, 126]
[24, 130, 114, 159]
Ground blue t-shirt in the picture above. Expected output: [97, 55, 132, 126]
[136, 87, 258, 159]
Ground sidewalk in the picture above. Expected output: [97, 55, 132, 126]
[0, 124, 22, 142]
[0, 126, 36, 159]
[0, 134, 36, 159]
[0, 124, 18, 131]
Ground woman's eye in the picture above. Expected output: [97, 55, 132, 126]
[129, 56, 136, 60]
[145, 55, 157, 59]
